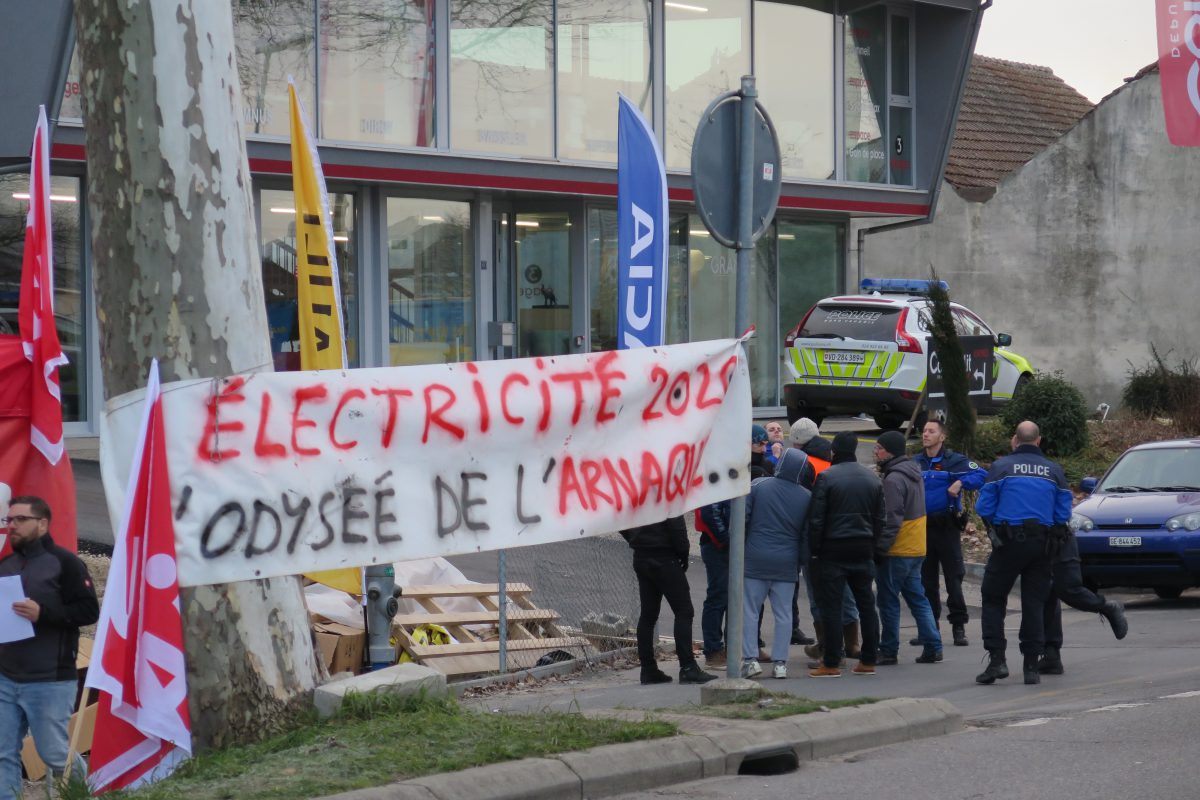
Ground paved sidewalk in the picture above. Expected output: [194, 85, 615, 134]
[319, 697, 961, 800]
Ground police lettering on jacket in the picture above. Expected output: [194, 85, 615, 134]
[975, 444, 1072, 527]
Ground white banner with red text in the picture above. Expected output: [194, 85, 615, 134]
[100, 339, 752, 587]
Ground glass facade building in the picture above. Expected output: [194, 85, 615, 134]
[14, 0, 983, 432]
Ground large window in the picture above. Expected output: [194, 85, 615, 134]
[755, 1, 835, 180]
[320, 0, 436, 147]
[234, 0, 316, 138]
[557, 0, 652, 163]
[386, 198, 474, 365]
[0, 175, 87, 422]
[258, 188, 359, 369]
[844, 4, 914, 184]
[450, 0, 553, 158]
[776, 219, 842, 350]
[588, 208, 686, 352]
[664, 0, 750, 170]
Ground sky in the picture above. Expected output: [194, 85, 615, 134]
[974, 0, 1159, 103]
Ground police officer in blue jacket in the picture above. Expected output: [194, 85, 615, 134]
[914, 419, 987, 648]
[974, 421, 1066, 685]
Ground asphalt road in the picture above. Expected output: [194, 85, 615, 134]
[600, 588, 1200, 800]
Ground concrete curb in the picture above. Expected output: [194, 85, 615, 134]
[316, 697, 962, 800]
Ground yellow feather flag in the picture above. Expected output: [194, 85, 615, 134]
[288, 79, 362, 596]
[288, 79, 346, 372]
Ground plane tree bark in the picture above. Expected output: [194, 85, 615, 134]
[73, 0, 321, 749]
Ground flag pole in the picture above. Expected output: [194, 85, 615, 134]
[61, 688, 90, 781]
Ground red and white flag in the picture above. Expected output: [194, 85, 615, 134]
[86, 361, 191, 793]
[0, 105, 78, 557]
[19, 105, 69, 463]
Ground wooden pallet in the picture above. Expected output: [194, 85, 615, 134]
[393, 583, 591, 678]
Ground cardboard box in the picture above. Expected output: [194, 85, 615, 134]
[22, 698, 97, 781]
[77, 637, 92, 672]
[314, 621, 366, 675]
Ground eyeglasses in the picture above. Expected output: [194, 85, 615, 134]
[3, 516, 43, 525]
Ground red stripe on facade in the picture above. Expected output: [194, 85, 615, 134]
[777, 195, 930, 216]
[51, 145, 929, 217]
[249, 157, 622, 197]
[51, 144, 86, 161]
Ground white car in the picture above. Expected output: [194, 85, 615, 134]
[782, 279, 1034, 430]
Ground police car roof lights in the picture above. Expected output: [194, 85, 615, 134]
[860, 278, 950, 296]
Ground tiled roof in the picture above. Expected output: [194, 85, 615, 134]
[945, 55, 1095, 190]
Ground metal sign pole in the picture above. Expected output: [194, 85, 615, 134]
[498, 548, 508, 675]
[726, 75, 758, 679]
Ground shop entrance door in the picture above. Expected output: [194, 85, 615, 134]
[505, 205, 586, 358]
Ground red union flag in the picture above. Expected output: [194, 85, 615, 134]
[1157, 0, 1200, 145]
[19, 105, 69, 461]
[86, 361, 191, 793]
[0, 106, 77, 557]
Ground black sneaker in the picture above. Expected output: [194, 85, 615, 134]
[1102, 600, 1129, 640]
[915, 648, 944, 664]
[790, 627, 816, 646]
[975, 652, 1009, 684]
[641, 669, 672, 685]
[952, 624, 969, 647]
[1023, 654, 1041, 685]
[877, 654, 899, 666]
[679, 663, 718, 684]
[909, 636, 922, 646]
[1038, 646, 1064, 675]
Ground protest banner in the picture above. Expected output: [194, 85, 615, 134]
[100, 338, 751, 587]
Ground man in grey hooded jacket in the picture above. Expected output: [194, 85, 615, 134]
[740, 448, 815, 679]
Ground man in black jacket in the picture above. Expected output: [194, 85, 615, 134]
[622, 516, 717, 685]
[806, 433, 884, 677]
[0, 496, 99, 797]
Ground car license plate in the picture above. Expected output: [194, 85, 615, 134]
[823, 352, 865, 364]
[1109, 536, 1142, 547]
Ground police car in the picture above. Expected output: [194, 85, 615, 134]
[782, 278, 1034, 429]
[1073, 439, 1200, 598]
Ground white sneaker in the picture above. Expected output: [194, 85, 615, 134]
[773, 662, 788, 679]
[742, 659, 762, 679]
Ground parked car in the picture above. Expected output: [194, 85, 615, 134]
[782, 278, 1034, 429]
[1073, 439, 1200, 598]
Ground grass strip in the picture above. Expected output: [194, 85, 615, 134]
[70, 693, 675, 800]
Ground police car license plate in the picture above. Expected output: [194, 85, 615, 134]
[823, 352, 865, 364]
[1109, 536, 1142, 547]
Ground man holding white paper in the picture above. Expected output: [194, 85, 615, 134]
[0, 496, 98, 798]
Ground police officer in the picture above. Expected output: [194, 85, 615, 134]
[914, 419, 986, 648]
[974, 421, 1065, 685]
[1039, 524, 1128, 675]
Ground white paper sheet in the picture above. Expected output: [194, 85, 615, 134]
[0, 575, 35, 644]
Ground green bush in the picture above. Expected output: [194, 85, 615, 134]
[1122, 346, 1200, 421]
[971, 417, 1012, 461]
[999, 371, 1089, 456]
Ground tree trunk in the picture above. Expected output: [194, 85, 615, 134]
[73, 0, 321, 749]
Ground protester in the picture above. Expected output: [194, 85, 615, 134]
[974, 422, 1065, 685]
[741, 449, 814, 679]
[622, 515, 717, 685]
[807, 432, 883, 678]
[694, 501, 731, 668]
[914, 419, 987, 647]
[750, 425, 774, 479]
[789, 418, 856, 655]
[764, 421, 787, 468]
[0, 496, 99, 798]
[873, 432, 944, 666]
